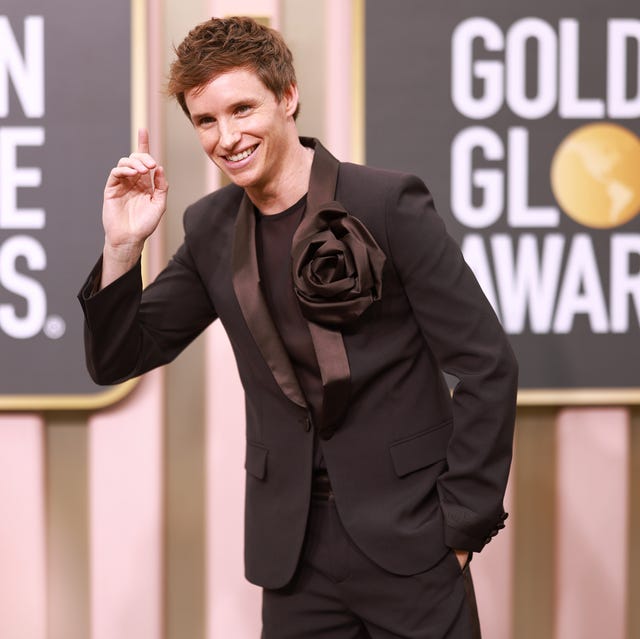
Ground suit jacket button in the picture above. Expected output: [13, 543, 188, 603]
[304, 417, 312, 432]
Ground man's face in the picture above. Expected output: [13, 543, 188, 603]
[185, 68, 298, 197]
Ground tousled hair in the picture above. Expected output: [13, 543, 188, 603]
[167, 16, 299, 120]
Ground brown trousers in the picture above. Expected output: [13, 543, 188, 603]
[262, 495, 482, 639]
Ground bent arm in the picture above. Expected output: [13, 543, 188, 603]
[79, 241, 217, 385]
[385, 175, 518, 552]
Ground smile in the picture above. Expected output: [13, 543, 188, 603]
[226, 145, 257, 163]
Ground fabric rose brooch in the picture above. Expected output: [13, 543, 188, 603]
[291, 202, 387, 328]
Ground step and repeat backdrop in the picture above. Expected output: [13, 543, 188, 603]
[0, 1, 131, 408]
[365, 0, 640, 402]
[2, 1, 639, 406]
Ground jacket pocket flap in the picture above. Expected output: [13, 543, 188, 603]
[245, 442, 268, 480]
[390, 421, 452, 477]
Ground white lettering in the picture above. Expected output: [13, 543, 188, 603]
[460, 233, 500, 314]
[492, 233, 565, 333]
[451, 18, 504, 119]
[505, 18, 557, 119]
[508, 127, 560, 228]
[451, 126, 504, 228]
[0, 235, 46, 338]
[610, 234, 640, 332]
[559, 19, 605, 118]
[607, 19, 640, 118]
[0, 16, 44, 118]
[553, 234, 608, 333]
[0, 126, 45, 229]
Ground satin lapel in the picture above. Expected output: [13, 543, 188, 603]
[303, 137, 340, 213]
[295, 139, 352, 433]
[232, 193, 307, 408]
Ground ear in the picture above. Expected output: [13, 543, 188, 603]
[282, 83, 299, 118]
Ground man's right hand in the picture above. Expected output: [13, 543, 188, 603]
[100, 128, 169, 288]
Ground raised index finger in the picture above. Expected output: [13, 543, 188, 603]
[137, 127, 150, 154]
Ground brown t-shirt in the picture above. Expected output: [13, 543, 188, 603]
[254, 196, 325, 456]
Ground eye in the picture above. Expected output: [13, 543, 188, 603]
[235, 104, 252, 116]
[195, 115, 215, 127]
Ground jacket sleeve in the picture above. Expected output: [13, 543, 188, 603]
[384, 174, 518, 552]
[78, 240, 217, 385]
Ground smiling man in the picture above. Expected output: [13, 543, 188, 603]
[79, 16, 518, 639]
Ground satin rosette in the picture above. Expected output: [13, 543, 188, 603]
[291, 201, 386, 328]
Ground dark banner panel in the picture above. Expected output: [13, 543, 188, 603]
[0, 1, 132, 407]
[365, 0, 640, 401]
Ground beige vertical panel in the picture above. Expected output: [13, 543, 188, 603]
[513, 407, 557, 639]
[163, 2, 211, 639]
[164, 352, 207, 639]
[630, 408, 640, 639]
[323, 0, 356, 161]
[555, 409, 629, 639]
[473, 472, 514, 639]
[89, 373, 164, 639]
[350, 0, 364, 164]
[0, 415, 46, 639]
[318, 0, 364, 163]
[206, 323, 262, 639]
[282, 0, 326, 140]
[213, 0, 280, 22]
[46, 411, 90, 639]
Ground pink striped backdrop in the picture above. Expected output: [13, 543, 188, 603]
[0, 1, 633, 638]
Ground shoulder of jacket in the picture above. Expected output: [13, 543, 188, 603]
[336, 162, 429, 215]
[183, 183, 244, 232]
[338, 160, 418, 181]
[337, 161, 425, 195]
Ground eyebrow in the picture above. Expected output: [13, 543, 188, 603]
[190, 111, 213, 123]
[190, 98, 257, 122]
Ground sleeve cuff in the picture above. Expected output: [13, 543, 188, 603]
[442, 504, 509, 553]
[78, 256, 142, 304]
[78, 256, 104, 301]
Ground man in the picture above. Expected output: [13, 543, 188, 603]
[79, 16, 518, 639]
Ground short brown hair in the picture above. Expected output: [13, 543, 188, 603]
[167, 16, 299, 120]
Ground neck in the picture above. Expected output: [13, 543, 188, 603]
[247, 139, 314, 214]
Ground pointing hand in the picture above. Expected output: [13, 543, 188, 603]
[101, 128, 169, 286]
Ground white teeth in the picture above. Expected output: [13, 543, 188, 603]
[227, 146, 256, 162]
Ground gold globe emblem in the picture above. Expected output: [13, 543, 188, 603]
[550, 123, 640, 228]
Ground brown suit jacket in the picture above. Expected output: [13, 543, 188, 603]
[79, 139, 518, 589]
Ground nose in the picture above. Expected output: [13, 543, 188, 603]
[218, 120, 241, 151]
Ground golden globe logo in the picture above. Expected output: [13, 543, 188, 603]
[450, 16, 640, 336]
[551, 123, 640, 229]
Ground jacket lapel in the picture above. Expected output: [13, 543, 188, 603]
[296, 139, 352, 433]
[303, 137, 339, 212]
[231, 138, 352, 430]
[232, 193, 307, 408]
